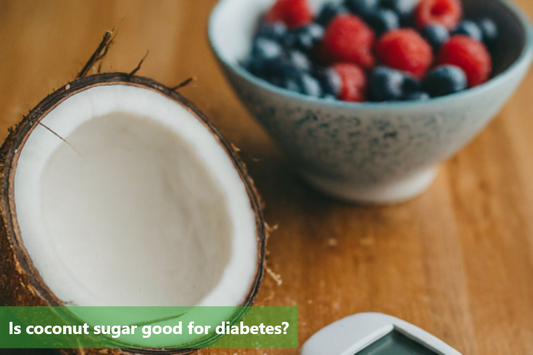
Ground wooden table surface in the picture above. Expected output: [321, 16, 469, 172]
[2, 0, 533, 354]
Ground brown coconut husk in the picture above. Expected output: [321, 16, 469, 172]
[0, 33, 266, 355]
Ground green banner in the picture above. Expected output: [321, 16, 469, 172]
[0, 306, 298, 349]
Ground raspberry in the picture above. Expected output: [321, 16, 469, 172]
[376, 29, 433, 78]
[437, 35, 492, 87]
[266, 0, 313, 29]
[320, 15, 375, 69]
[415, 0, 462, 30]
[332, 63, 367, 102]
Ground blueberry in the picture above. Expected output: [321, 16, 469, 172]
[243, 55, 282, 80]
[307, 23, 325, 41]
[323, 94, 338, 101]
[255, 22, 287, 42]
[262, 60, 322, 97]
[299, 73, 323, 97]
[366, 9, 400, 36]
[344, 0, 379, 17]
[402, 74, 421, 94]
[420, 24, 450, 52]
[251, 38, 284, 60]
[273, 69, 323, 97]
[282, 31, 299, 48]
[284, 24, 324, 52]
[315, 67, 342, 98]
[380, 0, 417, 23]
[277, 60, 302, 79]
[279, 77, 303, 93]
[403, 92, 430, 101]
[286, 29, 313, 51]
[476, 18, 499, 46]
[368, 67, 419, 101]
[423, 65, 468, 97]
[368, 66, 406, 102]
[242, 57, 265, 78]
[287, 50, 312, 72]
[285, 80, 302, 93]
[266, 60, 303, 91]
[317, 3, 348, 26]
[452, 20, 483, 42]
[270, 74, 302, 93]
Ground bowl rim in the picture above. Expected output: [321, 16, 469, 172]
[208, 0, 533, 109]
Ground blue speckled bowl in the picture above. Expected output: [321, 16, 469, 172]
[208, 0, 533, 204]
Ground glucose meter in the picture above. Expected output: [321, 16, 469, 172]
[301, 313, 462, 355]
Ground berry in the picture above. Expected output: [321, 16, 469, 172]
[284, 79, 302, 92]
[244, 0, 498, 102]
[332, 63, 367, 102]
[315, 67, 342, 97]
[344, 0, 380, 17]
[423, 65, 467, 97]
[244, 56, 286, 80]
[300, 73, 323, 97]
[266, 0, 313, 28]
[323, 94, 338, 101]
[381, 0, 417, 23]
[366, 9, 400, 36]
[321, 15, 376, 69]
[420, 24, 450, 52]
[307, 23, 325, 41]
[452, 20, 482, 42]
[476, 18, 499, 46]
[243, 57, 265, 78]
[260, 60, 305, 93]
[437, 35, 492, 87]
[368, 66, 411, 102]
[415, 0, 462, 30]
[265, 61, 323, 97]
[376, 29, 433, 78]
[256, 22, 288, 42]
[287, 50, 312, 71]
[404, 91, 431, 100]
[402, 74, 421, 93]
[271, 75, 302, 93]
[284, 24, 324, 52]
[251, 38, 284, 60]
[317, 3, 348, 26]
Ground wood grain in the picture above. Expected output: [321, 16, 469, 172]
[1, 0, 533, 354]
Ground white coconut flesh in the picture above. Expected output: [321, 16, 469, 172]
[14, 85, 258, 307]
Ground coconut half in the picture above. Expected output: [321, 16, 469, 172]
[0, 73, 265, 351]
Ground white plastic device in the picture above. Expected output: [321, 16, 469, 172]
[300, 313, 462, 355]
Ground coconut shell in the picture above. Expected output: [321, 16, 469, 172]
[0, 73, 267, 355]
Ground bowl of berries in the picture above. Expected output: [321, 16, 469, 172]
[208, 0, 533, 204]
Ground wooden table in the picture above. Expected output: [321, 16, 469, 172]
[2, 0, 533, 354]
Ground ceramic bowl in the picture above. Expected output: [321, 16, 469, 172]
[208, 0, 533, 204]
